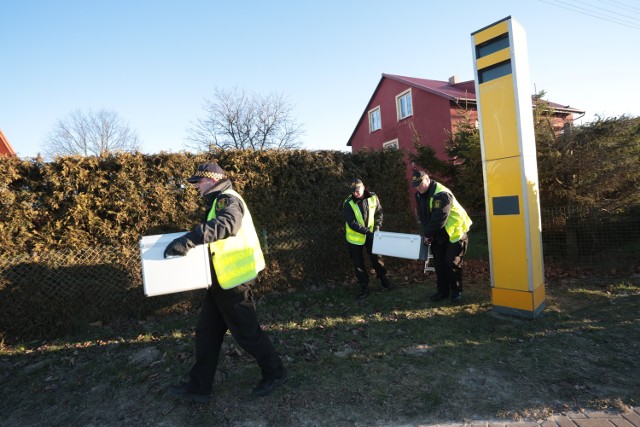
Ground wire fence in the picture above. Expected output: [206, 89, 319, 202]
[468, 207, 640, 266]
[1, 206, 638, 342]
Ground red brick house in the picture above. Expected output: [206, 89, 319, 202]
[347, 73, 583, 178]
[0, 129, 17, 157]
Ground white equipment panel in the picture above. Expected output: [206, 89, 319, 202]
[140, 232, 212, 297]
[372, 231, 429, 260]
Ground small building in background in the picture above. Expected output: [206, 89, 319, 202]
[347, 73, 583, 185]
[0, 129, 17, 157]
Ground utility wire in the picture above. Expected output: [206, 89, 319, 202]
[536, 0, 640, 29]
[562, 0, 640, 21]
[544, 0, 640, 24]
[600, 0, 640, 15]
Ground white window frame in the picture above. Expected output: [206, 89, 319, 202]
[396, 89, 413, 120]
[368, 106, 381, 132]
[382, 139, 399, 149]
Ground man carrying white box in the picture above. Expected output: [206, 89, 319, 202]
[412, 170, 472, 303]
[164, 163, 287, 402]
[343, 178, 394, 299]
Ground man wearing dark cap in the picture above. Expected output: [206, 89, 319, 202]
[412, 170, 472, 302]
[343, 178, 394, 299]
[164, 163, 287, 402]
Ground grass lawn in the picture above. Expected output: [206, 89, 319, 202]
[1, 262, 639, 426]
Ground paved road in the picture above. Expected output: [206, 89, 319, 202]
[423, 406, 639, 426]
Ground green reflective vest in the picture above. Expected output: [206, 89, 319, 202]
[344, 194, 378, 245]
[207, 189, 265, 289]
[430, 183, 472, 243]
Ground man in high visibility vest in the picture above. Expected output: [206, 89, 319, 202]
[343, 178, 394, 299]
[163, 163, 286, 402]
[412, 170, 472, 303]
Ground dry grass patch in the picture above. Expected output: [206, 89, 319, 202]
[1, 272, 639, 426]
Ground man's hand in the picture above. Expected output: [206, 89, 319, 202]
[423, 237, 432, 245]
[164, 236, 195, 258]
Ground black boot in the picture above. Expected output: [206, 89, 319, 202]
[357, 282, 370, 299]
[450, 291, 462, 302]
[380, 276, 395, 290]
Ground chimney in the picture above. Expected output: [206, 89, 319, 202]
[448, 75, 459, 85]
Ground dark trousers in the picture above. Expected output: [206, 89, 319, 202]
[189, 280, 284, 394]
[347, 236, 387, 284]
[430, 235, 468, 296]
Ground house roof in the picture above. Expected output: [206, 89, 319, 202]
[383, 73, 477, 104]
[383, 73, 585, 114]
[0, 129, 17, 157]
[347, 73, 585, 146]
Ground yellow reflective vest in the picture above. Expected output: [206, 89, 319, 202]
[430, 183, 472, 243]
[344, 194, 378, 245]
[207, 189, 265, 289]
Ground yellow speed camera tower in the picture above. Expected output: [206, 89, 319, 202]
[471, 16, 545, 318]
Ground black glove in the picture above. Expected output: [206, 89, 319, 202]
[366, 230, 374, 238]
[164, 236, 195, 258]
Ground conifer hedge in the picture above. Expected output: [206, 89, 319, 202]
[0, 150, 417, 341]
[0, 150, 415, 254]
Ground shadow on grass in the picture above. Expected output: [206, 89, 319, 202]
[1, 274, 638, 426]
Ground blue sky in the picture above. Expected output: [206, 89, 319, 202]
[2, 0, 639, 158]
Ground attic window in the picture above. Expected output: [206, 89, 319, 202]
[396, 89, 413, 120]
[369, 106, 381, 132]
[383, 139, 399, 150]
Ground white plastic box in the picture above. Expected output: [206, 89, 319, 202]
[371, 231, 429, 260]
[140, 232, 212, 297]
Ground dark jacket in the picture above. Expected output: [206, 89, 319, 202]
[343, 189, 383, 236]
[415, 180, 454, 245]
[186, 179, 244, 245]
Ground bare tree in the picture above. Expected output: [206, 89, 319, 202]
[44, 109, 140, 158]
[187, 87, 304, 151]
